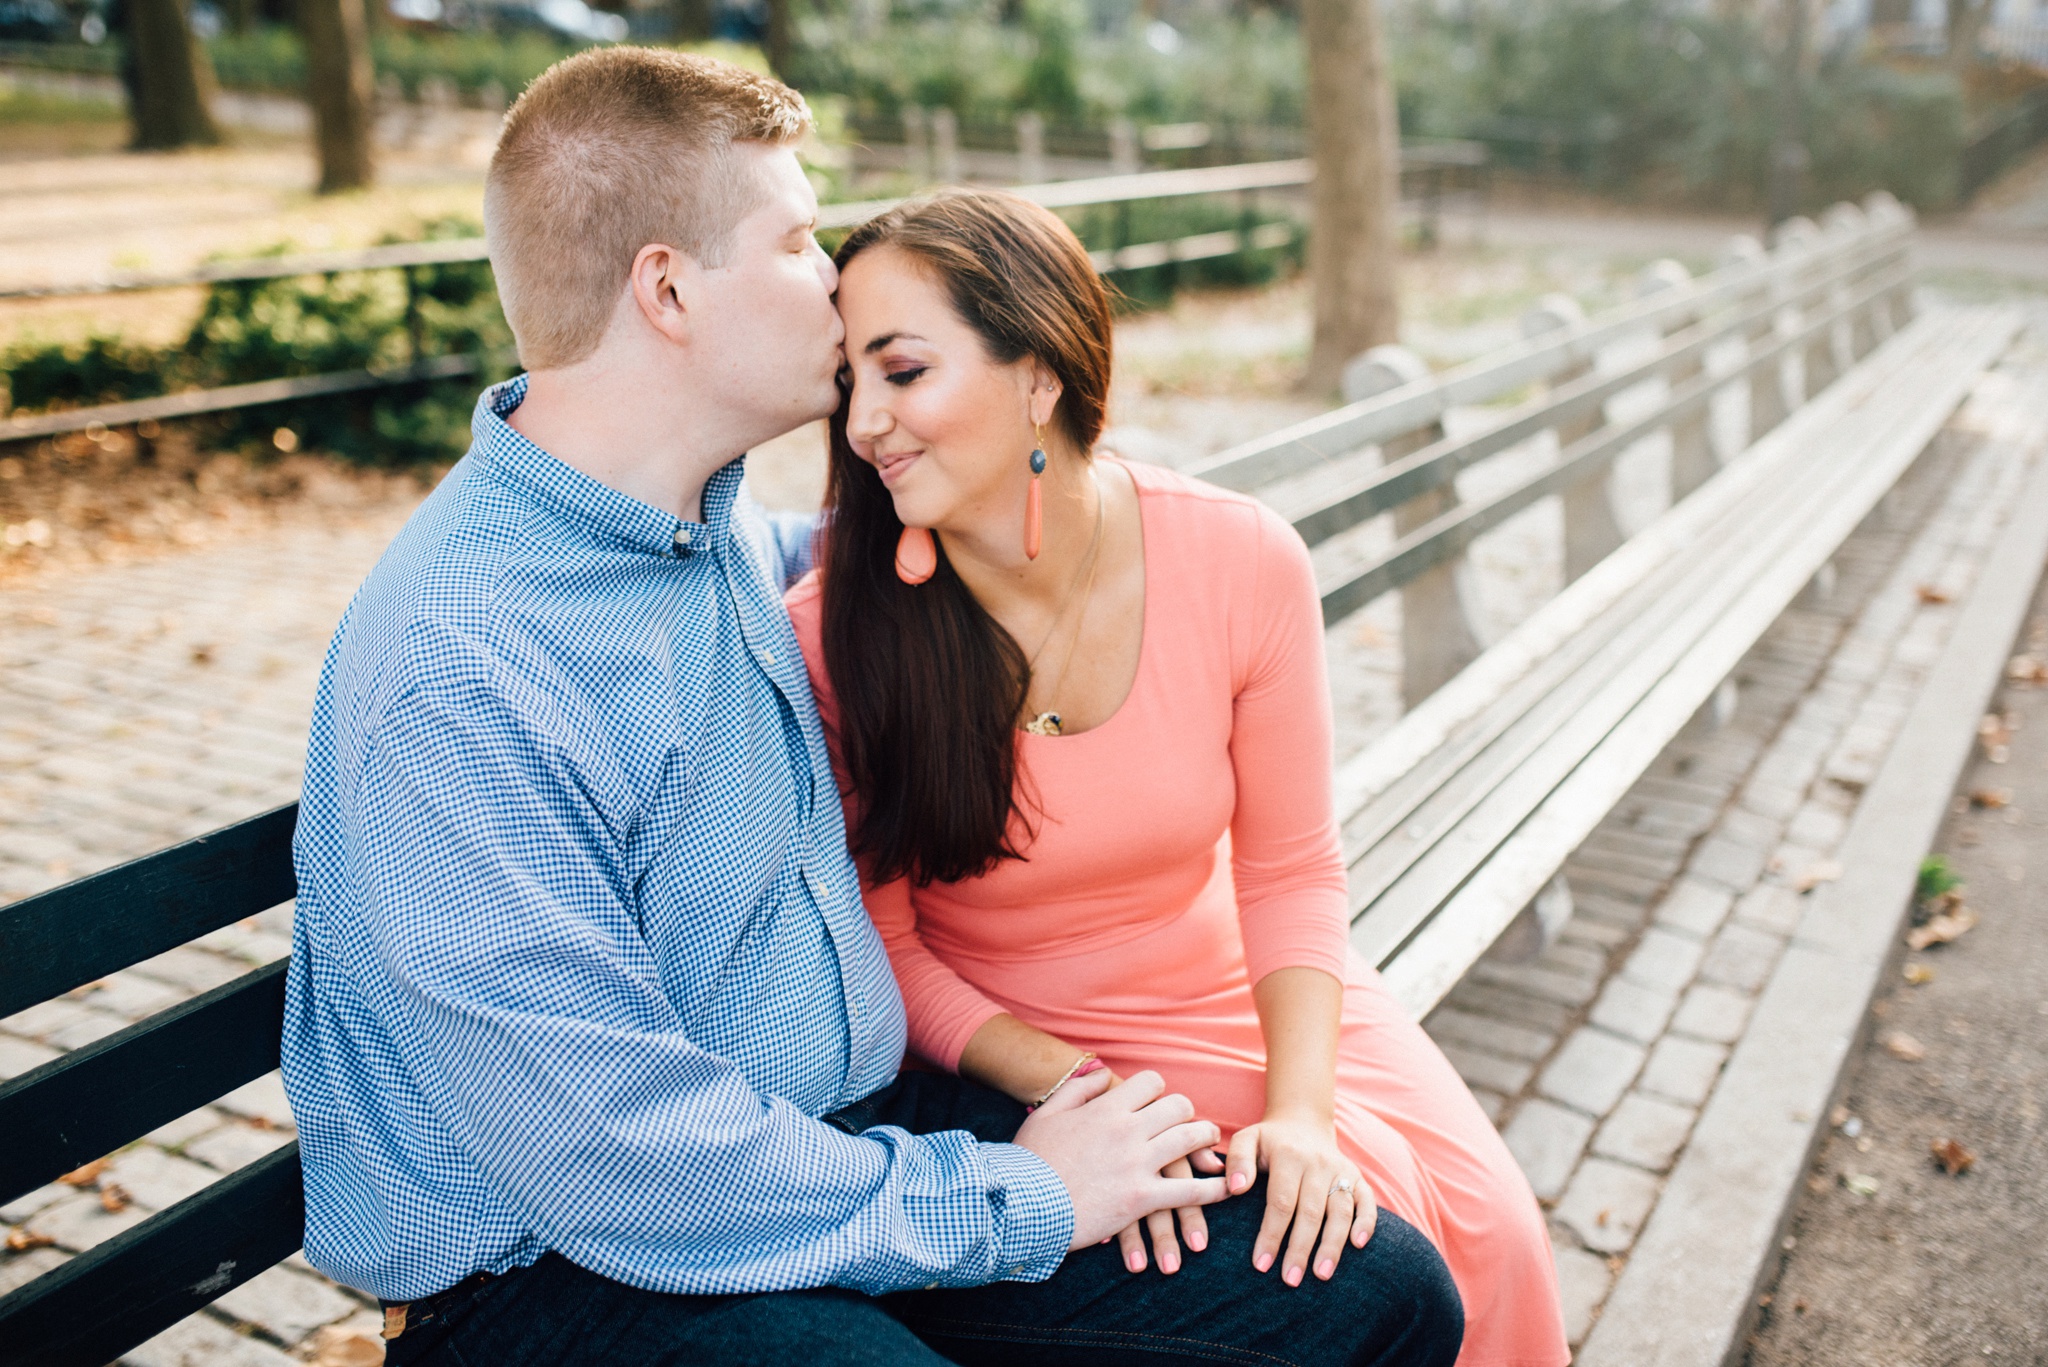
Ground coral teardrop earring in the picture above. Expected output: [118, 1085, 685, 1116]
[895, 525, 937, 585]
[1024, 446, 1047, 560]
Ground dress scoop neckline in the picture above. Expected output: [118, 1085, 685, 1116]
[1021, 455, 1153, 744]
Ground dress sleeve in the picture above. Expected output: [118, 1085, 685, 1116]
[786, 577, 1010, 1071]
[1228, 504, 1351, 985]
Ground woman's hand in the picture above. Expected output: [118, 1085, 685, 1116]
[1226, 1110, 1375, 1286]
[1113, 1147, 1224, 1274]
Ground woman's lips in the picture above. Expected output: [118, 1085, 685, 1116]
[873, 450, 922, 486]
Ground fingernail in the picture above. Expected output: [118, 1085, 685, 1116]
[1254, 1251, 1273, 1273]
[1161, 1253, 1179, 1273]
[1230, 1174, 1248, 1193]
[1188, 1231, 1207, 1252]
[1127, 1251, 1145, 1273]
[1284, 1265, 1302, 1287]
[1316, 1259, 1335, 1280]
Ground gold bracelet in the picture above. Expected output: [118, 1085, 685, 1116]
[1032, 1052, 1099, 1109]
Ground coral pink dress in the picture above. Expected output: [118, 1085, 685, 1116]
[786, 459, 1567, 1367]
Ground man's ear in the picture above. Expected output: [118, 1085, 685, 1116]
[628, 242, 700, 347]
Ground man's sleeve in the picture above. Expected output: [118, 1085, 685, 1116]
[333, 662, 1071, 1296]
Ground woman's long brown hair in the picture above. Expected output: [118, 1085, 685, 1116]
[820, 190, 1115, 887]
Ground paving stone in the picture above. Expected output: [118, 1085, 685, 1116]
[0, 1034, 61, 1079]
[1538, 1028, 1646, 1118]
[1686, 835, 1772, 894]
[1555, 1157, 1663, 1255]
[1638, 1035, 1730, 1107]
[1588, 977, 1679, 1046]
[1552, 1242, 1615, 1346]
[0, 1181, 73, 1225]
[73, 970, 187, 1021]
[215, 1072, 296, 1130]
[1467, 1089, 1506, 1124]
[0, 1245, 69, 1296]
[122, 1312, 301, 1367]
[1435, 982, 1574, 1035]
[1424, 1007, 1557, 1063]
[1714, 807, 1785, 854]
[1618, 927, 1706, 993]
[1436, 1043, 1535, 1098]
[1559, 916, 1631, 950]
[1653, 879, 1734, 938]
[107, 1146, 225, 1212]
[1784, 802, 1850, 852]
[43, 1004, 130, 1050]
[1669, 983, 1753, 1044]
[186, 1120, 299, 1173]
[1591, 1092, 1697, 1172]
[1502, 1099, 1595, 1202]
[1696, 921, 1784, 994]
[148, 1105, 230, 1149]
[214, 1264, 361, 1346]
[28, 1189, 152, 1252]
[1732, 883, 1803, 936]
[1467, 959, 1602, 1010]
[1, 997, 105, 1040]
[128, 945, 248, 995]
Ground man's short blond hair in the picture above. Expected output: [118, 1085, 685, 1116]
[485, 47, 811, 369]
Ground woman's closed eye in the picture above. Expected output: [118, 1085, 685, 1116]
[884, 365, 928, 387]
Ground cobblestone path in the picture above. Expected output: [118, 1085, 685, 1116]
[2, 338, 2039, 1362]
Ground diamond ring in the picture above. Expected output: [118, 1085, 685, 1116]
[1330, 1177, 1355, 1197]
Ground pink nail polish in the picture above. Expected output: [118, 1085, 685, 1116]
[1285, 1266, 1302, 1287]
[1255, 1252, 1273, 1273]
[1128, 1252, 1144, 1273]
[1189, 1232, 1207, 1252]
[1316, 1259, 1334, 1280]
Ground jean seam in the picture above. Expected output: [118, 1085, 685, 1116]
[902, 1316, 1309, 1367]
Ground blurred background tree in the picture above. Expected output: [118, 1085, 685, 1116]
[299, 0, 377, 191]
[124, 0, 224, 148]
[1304, 0, 1400, 394]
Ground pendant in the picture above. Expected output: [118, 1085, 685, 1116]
[1022, 711, 1063, 737]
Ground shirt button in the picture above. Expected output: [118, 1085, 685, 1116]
[924, 1282, 939, 1291]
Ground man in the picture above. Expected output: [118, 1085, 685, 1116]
[282, 46, 1463, 1367]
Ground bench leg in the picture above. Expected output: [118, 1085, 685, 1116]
[1483, 874, 1573, 963]
[1398, 484, 1485, 708]
[1667, 351, 1717, 501]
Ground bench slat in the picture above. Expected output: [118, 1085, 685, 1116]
[0, 1144, 304, 1367]
[0, 803, 296, 1020]
[0, 961, 287, 1208]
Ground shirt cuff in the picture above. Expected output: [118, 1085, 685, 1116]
[979, 1141, 1073, 1283]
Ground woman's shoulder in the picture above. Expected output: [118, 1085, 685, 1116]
[782, 569, 830, 688]
[1116, 456, 1307, 571]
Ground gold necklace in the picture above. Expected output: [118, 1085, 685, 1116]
[1022, 473, 1106, 737]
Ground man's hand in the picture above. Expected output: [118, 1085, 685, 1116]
[1012, 1069, 1228, 1251]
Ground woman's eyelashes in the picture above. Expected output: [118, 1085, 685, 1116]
[884, 364, 928, 387]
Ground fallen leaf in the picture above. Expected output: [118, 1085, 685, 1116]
[189, 644, 215, 666]
[57, 1159, 107, 1187]
[2008, 655, 2048, 685]
[1969, 787, 2012, 809]
[1595, 1208, 1611, 1227]
[1930, 1138, 1976, 1175]
[1843, 1172, 1880, 1197]
[1915, 584, 1953, 604]
[1794, 859, 1844, 893]
[1980, 714, 2013, 764]
[4, 1227, 56, 1252]
[1906, 905, 1980, 951]
[1829, 1105, 1851, 1127]
[1881, 1030, 1927, 1061]
[1794, 1297, 1810, 1314]
[1903, 962, 1937, 985]
[308, 1326, 385, 1367]
[98, 1183, 131, 1214]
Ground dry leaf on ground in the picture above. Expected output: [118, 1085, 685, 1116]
[98, 1183, 131, 1213]
[57, 1158, 107, 1187]
[1794, 859, 1844, 893]
[1916, 584, 1953, 604]
[1930, 1138, 1976, 1175]
[5, 1227, 57, 1252]
[2008, 655, 2048, 684]
[1969, 787, 2012, 809]
[1907, 904, 1979, 950]
[1842, 1173, 1880, 1197]
[309, 1325, 385, 1367]
[1903, 962, 1937, 985]
[1881, 1030, 1927, 1061]
[1980, 714, 2013, 763]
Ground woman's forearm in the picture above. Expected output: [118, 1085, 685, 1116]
[1252, 966, 1343, 1122]
[958, 1012, 1095, 1105]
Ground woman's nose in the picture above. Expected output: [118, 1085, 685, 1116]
[844, 374, 890, 447]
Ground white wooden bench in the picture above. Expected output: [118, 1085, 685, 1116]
[1183, 196, 2022, 1018]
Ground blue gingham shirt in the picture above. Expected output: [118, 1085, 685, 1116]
[282, 377, 1072, 1303]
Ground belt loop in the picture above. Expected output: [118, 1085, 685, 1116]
[382, 1303, 409, 1340]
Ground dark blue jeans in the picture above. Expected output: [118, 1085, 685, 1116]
[383, 1071, 1463, 1367]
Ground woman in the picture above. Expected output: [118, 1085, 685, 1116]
[785, 190, 1568, 1367]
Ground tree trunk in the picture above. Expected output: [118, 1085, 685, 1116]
[764, 0, 794, 76]
[126, 0, 223, 150]
[1302, 0, 1402, 396]
[1947, 0, 1991, 68]
[299, 0, 376, 193]
[1765, 0, 1808, 229]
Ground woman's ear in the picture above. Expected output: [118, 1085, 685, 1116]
[1026, 361, 1064, 432]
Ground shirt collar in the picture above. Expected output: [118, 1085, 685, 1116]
[468, 375, 747, 558]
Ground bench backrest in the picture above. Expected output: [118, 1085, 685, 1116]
[0, 805, 303, 1367]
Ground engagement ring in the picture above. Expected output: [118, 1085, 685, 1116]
[1330, 1177, 1355, 1196]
